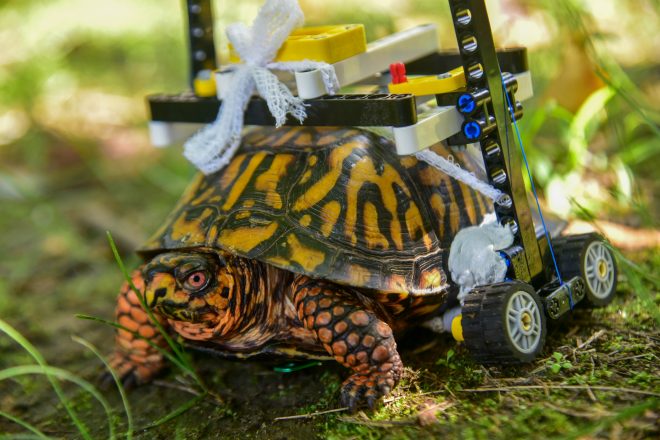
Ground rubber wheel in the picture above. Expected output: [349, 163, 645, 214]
[552, 233, 618, 307]
[462, 281, 547, 364]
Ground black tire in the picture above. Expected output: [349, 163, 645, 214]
[462, 281, 547, 364]
[552, 233, 618, 307]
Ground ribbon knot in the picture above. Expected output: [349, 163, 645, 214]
[184, 0, 339, 174]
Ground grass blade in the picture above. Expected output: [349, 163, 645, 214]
[75, 314, 193, 378]
[72, 336, 132, 440]
[0, 365, 114, 440]
[0, 410, 50, 440]
[0, 435, 51, 440]
[139, 392, 207, 431]
[0, 319, 92, 440]
[105, 232, 202, 386]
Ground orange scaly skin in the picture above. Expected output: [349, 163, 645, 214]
[291, 276, 403, 411]
[109, 269, 168, 385]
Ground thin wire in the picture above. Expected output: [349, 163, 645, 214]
[500, 78, 573, 308]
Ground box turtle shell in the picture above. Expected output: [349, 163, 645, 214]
[140, 126, 490, 297]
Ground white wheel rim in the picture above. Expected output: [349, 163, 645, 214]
[584, 241, 615, 299]
[505, 291, 542, 354]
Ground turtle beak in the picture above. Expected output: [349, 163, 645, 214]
[144, 273, 178, 308]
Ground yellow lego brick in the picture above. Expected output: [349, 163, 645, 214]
[193, 76, 217, 97]
[229, 24, 366, 64]
[388, 67, 466, 96]
[451, 314, 464, 342]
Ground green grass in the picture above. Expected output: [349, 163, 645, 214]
[0, 319, 94, 439]
[0, 230, 226, 438]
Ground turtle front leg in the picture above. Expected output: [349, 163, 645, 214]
[292, 276, 403, 411]
[108, 268, 169, 387]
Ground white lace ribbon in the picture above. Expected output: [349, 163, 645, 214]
[184, 0, 339, 174]
[415, 149, 507, 205]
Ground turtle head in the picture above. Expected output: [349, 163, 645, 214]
[142, 251, 234, 323]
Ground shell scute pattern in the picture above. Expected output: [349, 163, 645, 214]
[141, 127, 490, 295]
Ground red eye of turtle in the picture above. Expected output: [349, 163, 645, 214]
[185, 271, 208, 291]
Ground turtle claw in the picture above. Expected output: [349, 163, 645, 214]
[121, 370, 140, 390]
[99, 368, 139, 391]
[99, 370, 119, 390]
[340, 372, 393, 412]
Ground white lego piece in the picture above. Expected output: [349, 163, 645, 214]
[294, 24, 439, 99]
[422, 307, 461, 335]
[394, 106, 462, 155]
[392, 71, 534, 155]
[149, 122, 204, 147]
[514, 70, 533, 101]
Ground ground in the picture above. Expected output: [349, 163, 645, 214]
[0, 183, 658, 439]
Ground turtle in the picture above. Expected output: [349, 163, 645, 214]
[109, 125, 491, 410]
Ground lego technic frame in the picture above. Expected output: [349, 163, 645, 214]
[146, 0, 618, 364]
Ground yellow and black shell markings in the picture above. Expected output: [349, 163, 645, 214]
[140, 127, 491, 295]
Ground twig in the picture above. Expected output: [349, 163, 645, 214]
[577, 329, 606, 349]
[460, 385, 660, 397]
[544, 402, 614, 420]
[338, 416, 416, 427]
[152, 379, 224, 405]
[611, 328, 660, 341]
[274, 407, 349, 421]
[609, 353, 657, 363]
[585, 384, 598, 402]
[381, 389, 447, 404]
[153, 379, 203, 396]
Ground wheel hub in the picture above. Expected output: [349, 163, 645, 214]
[521, 311, 532, 332]
[506, 291, 542, 354]
[584, 241, 615, 299]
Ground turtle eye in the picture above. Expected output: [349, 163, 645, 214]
[184, 271, 209, 291]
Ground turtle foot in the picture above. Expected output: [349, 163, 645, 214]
[100, 351, 164, 390]
[340, 366, 400, 412]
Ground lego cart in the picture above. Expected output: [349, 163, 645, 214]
[147, 0, 618, 364]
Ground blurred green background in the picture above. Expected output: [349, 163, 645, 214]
[0, 0, 658, 438]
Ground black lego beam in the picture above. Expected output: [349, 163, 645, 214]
[406, 47, 528, 76]
[185, 0, 217, 88]
[148, 93, 418, 127]
[447, 0, 543, 282]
